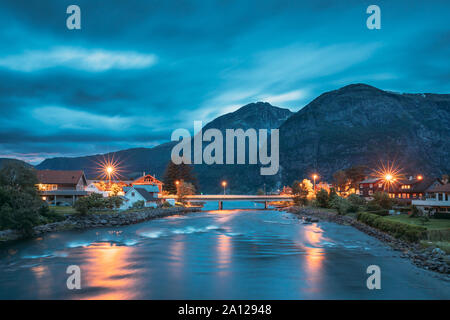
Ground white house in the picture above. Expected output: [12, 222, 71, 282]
[412, 183, 450, 215]
[120, 185, 160, 210]
[85, 182, 109, 197]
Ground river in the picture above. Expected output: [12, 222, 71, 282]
[0, 201, 449, 299]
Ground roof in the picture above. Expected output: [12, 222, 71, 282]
[134, 188, 158, 202]
[429, 183, 450, 193]
[360, 178, 381, 184]
[392, 177, 441, 193]
[37, 170, 86, 185]
[132, 174, 163, 185]
[136, 184, 160, 193]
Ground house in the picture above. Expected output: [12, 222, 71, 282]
[131, 174, 163, 193]
[280, 186, 293, 195]
[37, 170, 88, 205]
[86, 180, 128, 197]
[358, 178, 384, 198]
[387, 176, 442, 204]
[85, 182, 109, 197]
[412, 183, 450, 215]
[120, 185, 160, 210]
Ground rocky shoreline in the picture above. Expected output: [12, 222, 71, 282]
[283, 206, 450, 276]
[0, 207, 201, 242]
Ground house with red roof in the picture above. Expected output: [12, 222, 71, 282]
[36, 170, 88, 205]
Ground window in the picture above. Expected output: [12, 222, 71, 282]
[131, 192, 135, 197]
[369, 184, 373, 188]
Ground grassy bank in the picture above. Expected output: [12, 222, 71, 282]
[384, 214, 450, 230]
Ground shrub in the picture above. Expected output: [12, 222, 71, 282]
[161, 201, 172, 208]
[294, 195, 308, 206]
[106, 196, 124, 209]
[433, 212, 450, 219]
[368, 209, 389, 216]
[329, 196, 350, 215]
[357, 212, 426, 242]
[315, 189, 329, 208]
[131, 200, 145, 209]
[74, 193, 108, 215]
[410, 205, 421, 218]
[366, 202, 382, 212]
[347, 194, 366, 213]
[372, 192, 393, 210]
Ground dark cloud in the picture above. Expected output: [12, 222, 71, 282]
[0, 0, 448, 164]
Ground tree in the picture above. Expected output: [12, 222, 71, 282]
[333, 170, 349, 193]
[316, 189, 329, 208]
[163, 161, 198, 194]
[301, 179, 314, 199]
[177, 180, 196, 203]
[345, 165, 368, 191]
[109, 184, 122, 196]
[0, 163, 42, 234]
[291, 180, 310, 206]
[332, 166, 368, 195]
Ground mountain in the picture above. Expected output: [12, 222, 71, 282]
[194, 102, 293, 193]
[278, 84, 450, 185]
[0, 158, 32, 169]
[36, 145, 173, 181]
[36, 102, 293, 191]
[36, 85, 450, 193]
[203, 102, 292, 131]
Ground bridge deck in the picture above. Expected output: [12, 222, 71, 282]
[161, 195, 294, 201]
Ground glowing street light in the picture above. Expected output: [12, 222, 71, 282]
[312, 174, 318, 192]
[175, 180, 180, 195]
[222, 181, 227, 195]
[373, 161, 403, 192]
[95, 155, 124, 187]
[106, 165, 115, 185]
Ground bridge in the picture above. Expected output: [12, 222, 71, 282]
[161, 194, 295, 210]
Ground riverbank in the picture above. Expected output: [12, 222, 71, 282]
[283, 206, 450, 275]
[0, 207, 201, 242]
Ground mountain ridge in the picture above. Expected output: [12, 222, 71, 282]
[33, 84, 450, 192]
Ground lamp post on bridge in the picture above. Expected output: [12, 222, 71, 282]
[222, 181, 227, 195]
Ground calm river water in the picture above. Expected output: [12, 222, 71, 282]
[0, 201, 449, 299]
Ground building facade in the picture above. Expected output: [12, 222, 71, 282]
[411, 184, 450, 215]
[37, 170, 88, 205]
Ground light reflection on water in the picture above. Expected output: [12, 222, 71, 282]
[82, 242, 139, 300]
[0, 203, 449, 299]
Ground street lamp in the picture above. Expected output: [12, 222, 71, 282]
[106, 166, 114, 186]
[222, 181, 227, 195]
[175, 180, 180, 195]
[312, 174, 318, 192]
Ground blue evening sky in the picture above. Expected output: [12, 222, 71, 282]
[0, 0, 448, 164]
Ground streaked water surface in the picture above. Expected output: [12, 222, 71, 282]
[0, 202, 449, 299]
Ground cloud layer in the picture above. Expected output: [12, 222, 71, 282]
[0, 0, 448, 164]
